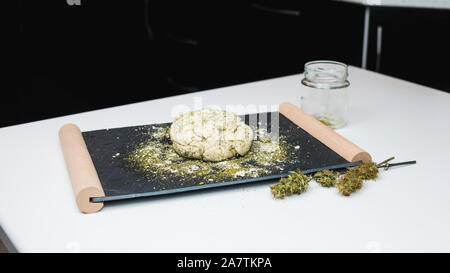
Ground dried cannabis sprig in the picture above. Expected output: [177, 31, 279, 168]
[314, 169, 340, 187]
[347, 161, 379, 181]
[335, 171, 363, 196]
[335, 161, 379, 196]
[270, 170, 312, 199]
[271, 160, 381, 198]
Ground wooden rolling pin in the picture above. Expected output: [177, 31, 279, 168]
[59, 124, 105, 213]
[279, 102, 372, 163]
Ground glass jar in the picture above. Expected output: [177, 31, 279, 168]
[300, 60, 350, 129]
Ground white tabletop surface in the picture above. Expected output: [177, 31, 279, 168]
[1, 66, 450, 252]
[333, 0, 450, 9]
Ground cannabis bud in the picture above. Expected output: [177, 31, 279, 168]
[335, 171, 363, 196]
[347, 161, 379, 181]
[313, 169, 339, 187]
[270, 170, 312, 199]
[272, 160, 382, 198]
[335, 161, 380, 196]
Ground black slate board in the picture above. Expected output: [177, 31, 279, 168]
[83, 112, 357, 202]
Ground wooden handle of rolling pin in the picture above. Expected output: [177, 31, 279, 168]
[59, 124, 105, 213]
[279, 102, 372, 163]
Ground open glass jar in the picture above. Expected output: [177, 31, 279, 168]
[300, 60, 350, 129]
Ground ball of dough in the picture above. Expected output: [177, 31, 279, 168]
[170, 108, 254, 162]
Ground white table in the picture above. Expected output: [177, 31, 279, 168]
[1, 66, 450, 252]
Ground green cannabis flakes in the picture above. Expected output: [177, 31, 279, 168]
[125, 125, 294, 184]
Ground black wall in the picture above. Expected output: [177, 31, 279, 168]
[11, 1, 449, 128]
[366, 6, 450, 92]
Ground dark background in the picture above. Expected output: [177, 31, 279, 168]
[10, 0, 450, 128]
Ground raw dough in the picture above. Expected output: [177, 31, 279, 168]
[170, 108, 254, 162]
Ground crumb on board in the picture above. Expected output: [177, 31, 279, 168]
[124, 125, 298, 184]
